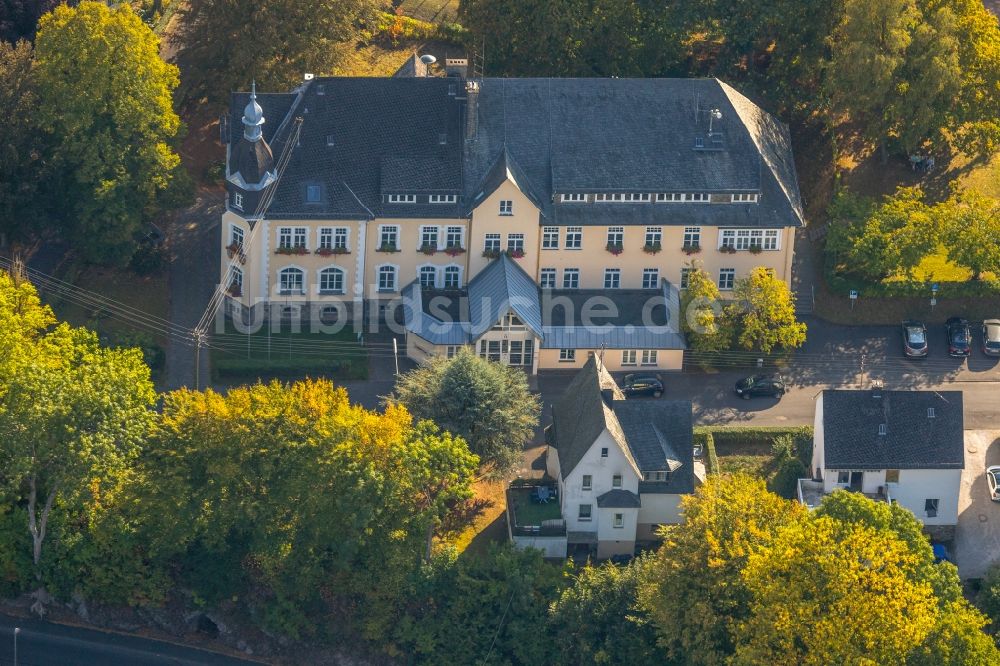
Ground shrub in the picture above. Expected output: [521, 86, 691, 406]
[769, 457, 808, 499]
[978, 562, 1000, 634]
[703, 433, 719, 475]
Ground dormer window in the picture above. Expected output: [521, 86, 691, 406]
[306, 185, 321, 203]
[429, 194, 457, 204]
[388, 194, 416, 204]
[879, 423, 887, 436]
[326, 134, 335, 146]
[231, 192, 243, 210]
[560, 193, 586, 203]
[731, 193, 759, 203]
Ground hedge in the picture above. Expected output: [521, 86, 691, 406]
[694, 431, 720, 476]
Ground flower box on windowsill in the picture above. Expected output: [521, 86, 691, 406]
[419, 244, 438, 255]
[748, 244, 763, 254]
[316, 247, 350, 256]
[506, 248, 525, 259]
[275, 246, 309, 255]
[605, 243, 624, 255]
[719, 245, 737, 254]
[642, 242, 662, 254]
[482, 249, 501, 259]
[445, 245, 466, 256]
[682, 243, 702, 255]
[376, 244, 400, 253]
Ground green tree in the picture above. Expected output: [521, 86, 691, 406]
[0, 39, 51, 246]
[638, 475, 805, 665]
[0, 270, 156, 614]
[140, 380, 478, 638]
[549, 558, 662, 665]
[175, 0, 381, 106]
[33, 1, 181, 265]
[733, 514, 940, 665]
[729, 266, 806, 353]
[680, 260, 733, 353]
[939, 190, 1000, 280]
[977, 561, 1000, 634]
[390, 348, 540, 475]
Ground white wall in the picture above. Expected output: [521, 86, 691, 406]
[511, 535, 568, 558]
[562, 429, 640, 535]
[891, 468, 962, 525]
[638, 493, 683, 527]
[811, 393, 824, 479]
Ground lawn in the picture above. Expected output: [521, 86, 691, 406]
[438, 478, 510, 555]
[508, 486, 562, 527]
[400, 0, 459, 23]
[210, 320, 368, 381]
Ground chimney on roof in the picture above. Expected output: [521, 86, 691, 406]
[445, 58, 468, 78]
[465, 80, 480, 141]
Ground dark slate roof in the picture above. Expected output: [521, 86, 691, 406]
[549, 358, 694, 497]
[822, 390, 965, 470]
[612, 399, 695, 495]
[597, 489, 642, 508]
[550, 357, 631, 479]
[227, 78, 464, 220]
[227, 77, 803, 228]
[231, 136, 275, 186]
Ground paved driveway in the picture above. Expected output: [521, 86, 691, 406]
[954, 430, 1000, 579]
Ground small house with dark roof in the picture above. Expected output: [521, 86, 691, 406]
[543, 356, 697, 558]
[219, 73, 804, 365]
[801, 389, 965, 539]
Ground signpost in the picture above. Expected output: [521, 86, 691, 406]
[931, 283, 939, 311]
[849, 290, 858, 311]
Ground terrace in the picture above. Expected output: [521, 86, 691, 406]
[797, 478, 893, 510]
[506, 484, 565, 537]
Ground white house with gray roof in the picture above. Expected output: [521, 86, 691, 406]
[545, 356, 697, 558]
[800, 389, 965, 540]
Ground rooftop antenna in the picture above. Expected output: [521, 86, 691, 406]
[708, 108, 722, 135]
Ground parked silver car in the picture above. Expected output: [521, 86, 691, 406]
[982, 319, 1000, 357]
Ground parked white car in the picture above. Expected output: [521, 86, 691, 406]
[988, 465, 1000, 502]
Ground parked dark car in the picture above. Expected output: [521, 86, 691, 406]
[982, 319, 1000, 357]
[901, 320, 928, 358]
[734, 374, 786, 399]
[622, 373, 663, 398]
[945, 317, 971, 357]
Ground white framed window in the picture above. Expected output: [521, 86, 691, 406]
[604, 268, 621, 289]
[420, 226, 439, 249]
[559, 349, 576, 362]
[641, 350, 658, 366]
[563, 268, 580, 289]
[229, 266, 243, 292]
[614, 513, 624, 528]
[622, 350, 637, 365]
[606, 226, 624, 247]
[387, 194, 416, 203]
[642, 268, 659, 289]
[509, 340, 531, 365]
[319, 267, 344, 294]
[656, 193, 681, 202]
[507, 233, 524, 253]
[601, 447, 609, 458]
[612, 474, 622, 488]
[680, 268, 691, 289]
[720, 228, 778, 250]
[319, 227, 333, 250]
[731, 193, 759, 203]
[579, 504, 592, 521]
[232, 192, 243, 210]
[582, 475, 592, 491]
[560, 193, 587, 202]
[763, 229, 780, 250]
[595, 193, 650, 203]
[478, 339, 501, 362]
[278, 267, 304, 295]
[446, 226, 464, 248]
[446, 345, 460, 359]
[925, 499, 939, 518]
[378, 265, 398, 292]
[319, 227, 348, 251]
[540, 268, 556, 289]
[306, 184, 322, 203]
[379, 225, 399, 250]
[499, 199, 513, 216]
[419, 265, 438, 288]
[718, 268, 735, 290]
[645, 227, 661, 246]
[542, 227, 559, 249]
[333, 227, 348, 249]
[429, 194, 457, 204]
[683, 227, 701, 247]
[836, 471, 850, 484]
[685, 193, 709, 202]
[278, 227, 307, 249]
[230, 225, 245, 248]
[444, 265, 461, 288]
[484, 233, 501, 252]
[565, 227, 582, 249]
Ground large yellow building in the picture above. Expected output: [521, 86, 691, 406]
[222, 73, 804, 372]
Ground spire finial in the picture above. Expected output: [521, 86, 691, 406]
[242, 80, 265, 142]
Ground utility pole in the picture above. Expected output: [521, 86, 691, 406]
[193, 329, 207, 391]
[859, 352, 867, 389]
[14, 627, 19, 666]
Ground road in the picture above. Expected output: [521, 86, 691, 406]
[0, 613, 256, 666]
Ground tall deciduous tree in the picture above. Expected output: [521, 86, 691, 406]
[390, 348, 540, 475]
[939, 190, 1000, 280]
[33, 1, 180, 265]
[638, 475, 805, 665]
[175, 0, 381, 106]
[0, 0, 61, 42]
[729, 267, 806, 353]
[680, 261, 733, 353]
[0, 270, 155, 615]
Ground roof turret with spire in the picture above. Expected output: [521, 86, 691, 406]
[228, 80, 277, 195]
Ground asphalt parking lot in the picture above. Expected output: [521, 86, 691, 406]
[954, 430, 1000, 580]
